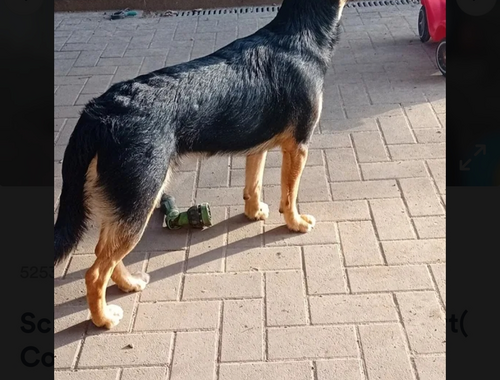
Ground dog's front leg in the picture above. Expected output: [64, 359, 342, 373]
[243, 151, 269, 220]
[280, 141, 316, 233]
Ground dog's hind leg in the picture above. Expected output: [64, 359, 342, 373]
[85, 222, 142, 329]
[280, 139, 316, 233]
[244, 151, 269, 220]
[112, 261, 150, 292]
[85, 206, 159, 329]
[91, 225, 150, 294]
[85, 171, 166, 329]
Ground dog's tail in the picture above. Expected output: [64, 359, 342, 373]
[54, 113, 99, 265]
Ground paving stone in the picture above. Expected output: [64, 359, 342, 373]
[339, 221, 383, 265]
[183, 272, 262, 300]
[316, 360, 364, 380]
[298, 166, 331, 202]
[54, 85, 83, 106]
[382, 239, 445, 264]
[310, 293, 398, 324]
[198, 156, 230, 188]
[331, 180, 400, 200]
[396, 291, 446, 353]
[303, 245, 347, 295]
[74, 50, 103, 67]
[426, 159, 446, 194]
[187, 207, 226, 273]
[219, 362, 311, 380]
[78, 333, 172, 367]
[321, 118, 379, 134]
[352, 132, 389, 162]
[358, 324, 414, 380]
[139, 55, 167, 74]
[264, 223, 339, 247]
[268, 326, 357, 359]
[299, 200, 370, 222]
[361, 161, 426, 180]
[414, 129, 445, 143]
[399, 178, 444, 216]
[227, 206, 264, 248]
[110, 65, 140, 84]
[369, 198, 416, 240]
[121, 368, 167, 380]
[413, 216, 446, 238]
[339, 83, 371, 106]
[221, 299, 263, 361]
[140, 250, 184, 302]
[56, 118, 78, 146]
[196, 187, 245, 206]
[55, 370, 119, 380]
[97, 57, 143, 67]
[388, 143, 445, 160]
[378, 115, 416, 144]
[134, 211, 189, 252]
[170, 332, 215, 380]
[81, 75, 113, 94]
[348, 265, 433, 292]
[134, 301, 220, 331]
[101, 42, 129, 58]
[168, 171, 196, 208]
[430, 263, 446, 306]
[414, 356, 446, 380]
[68, 66, 117, 76]
[325, 148, 361, 182]
[55, 59, 77, 76]
[309, 134, 352, 148]
[54, 307, 89, 369]
[403, 103, 440, 129]
[266, 270, 306, 326]
[226, 247, 301, 272]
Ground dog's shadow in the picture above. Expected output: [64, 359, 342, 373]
[55, 211, 297, 348]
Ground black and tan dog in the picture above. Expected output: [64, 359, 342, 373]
[54, 0, 348, 328]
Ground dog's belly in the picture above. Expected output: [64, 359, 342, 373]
[179, 121, 290, 155]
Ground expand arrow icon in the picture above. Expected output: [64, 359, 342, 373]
[474, 144, 486, 156]
[460, 159, 471, 171]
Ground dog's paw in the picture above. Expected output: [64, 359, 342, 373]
[245, 201, 269, 221]
[118, 272, 150, 293]
[92, 304, 124, 329]
[286, 214, 316, 233]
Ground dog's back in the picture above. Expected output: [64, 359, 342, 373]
[83, 28, 327, 154]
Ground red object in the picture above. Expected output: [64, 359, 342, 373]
[421, 0, 446, 42]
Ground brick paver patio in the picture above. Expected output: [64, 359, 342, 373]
[54, 3, 446, 379]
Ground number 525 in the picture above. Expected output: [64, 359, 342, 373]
[20, 266, 54, 279]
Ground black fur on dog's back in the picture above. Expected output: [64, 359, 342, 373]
[54, 0, 344, 264]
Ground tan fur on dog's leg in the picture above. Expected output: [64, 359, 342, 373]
[244, 151, 269, 220]
[279, 149, 291, 215]
[280, 139, 316, 233]
[86, 201, 157, 328]
[112, 261, 150, 293]
[84, 155, 161, 328]
[85, 224, 140, 329]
